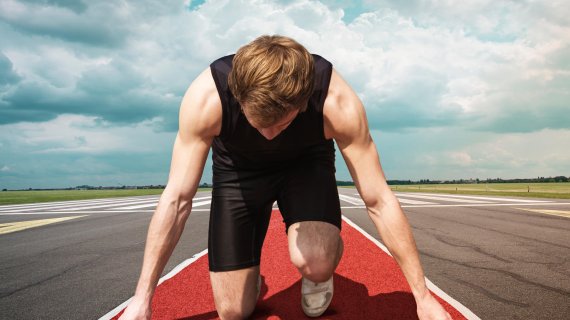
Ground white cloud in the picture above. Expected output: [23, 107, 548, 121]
[1, 0, 569, 188]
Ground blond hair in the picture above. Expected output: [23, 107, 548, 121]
[228, 35, 315, 127]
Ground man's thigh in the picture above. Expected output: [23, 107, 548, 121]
[276, 159, 342, 233]
[209, 168, 280, 271]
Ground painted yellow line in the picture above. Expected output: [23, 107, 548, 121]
[516, 208, 570, 218]
[0, 215, 87, 235]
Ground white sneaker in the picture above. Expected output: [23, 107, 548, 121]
[301, 276, 334, 317]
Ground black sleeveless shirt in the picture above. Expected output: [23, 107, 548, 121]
[209, 54, 335, 171]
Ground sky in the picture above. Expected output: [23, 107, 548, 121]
[0, 0, 569, 190]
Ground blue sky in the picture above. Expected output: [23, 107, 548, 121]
[1, 0, 569, 189]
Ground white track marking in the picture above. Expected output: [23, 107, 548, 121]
[111, 203, 158, 210]
[396, 198, 436, 205]
[193, 196, 213, 201]
[57, 199, 166, 211]
[0, 196, 159, 211]
[98, 249, 209, 320]
[0, 196, 212, 215]
[341, 215, 481, 320]
[0, 195, 210, 212]
[0, 210, 156, 215]
[113, 198, 212, 210]
[394, 193, 492, 204]
[339, 194, 364, 205]
[191, 200, 212, 208]
[0, 208, 214, 215]
[0, 198, 160, 212]
[395, 192, 550, 203]
[344, 192, 435, 205]
[339, 202, 570, 209]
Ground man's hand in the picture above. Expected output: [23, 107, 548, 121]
[416, 290, 452, 320]
[117, 297, 152, 320]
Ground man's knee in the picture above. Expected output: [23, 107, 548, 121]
[288, 221, 342, 282]
[291, 251, 336, 282]
[289, 242, 340, 282]
[216, 302, 255, 320]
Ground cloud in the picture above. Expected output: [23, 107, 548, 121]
[0, 0, 130, 47]
[2, 0, 568, 133]
[1, 0, 569, 188]
[0, 52, 21, 85]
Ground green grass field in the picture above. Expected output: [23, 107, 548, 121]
[343, 182, 570, 199]
[0, 188, 212, 205]
[1, 183, 569, 205]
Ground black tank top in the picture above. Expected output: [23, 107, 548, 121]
[209, 54, 335, 171]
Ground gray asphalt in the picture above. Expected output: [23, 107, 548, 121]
[0, 189, 568, 320]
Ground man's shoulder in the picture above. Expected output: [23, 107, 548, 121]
[179, 67, 222, 138]
[323, 68, 367, 141]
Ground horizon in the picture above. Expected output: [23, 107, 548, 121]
[4, 175, 569, 192]
[1, 0, 569, 189]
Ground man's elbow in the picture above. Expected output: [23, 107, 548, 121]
[364, 191, 399, 218]
[161, 186, 194, 219]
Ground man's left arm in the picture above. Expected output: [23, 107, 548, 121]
[324, 69, 452, 320]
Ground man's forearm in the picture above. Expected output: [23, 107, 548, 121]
[132, 194, 192, 302]
[367, 198, 429, 299]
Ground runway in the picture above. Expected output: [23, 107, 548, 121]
[0, 189, 568, 319]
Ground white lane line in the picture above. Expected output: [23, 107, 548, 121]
[0, 199, 214, 215]
[394, 193, 491, 204]
[56, 199, 167, 211]
[339, 194, 364, 206]
[112, 202, 159, 210]
[0, 208, 214, 216]
[341, 215, 481, 320]
[0, 198, 158, 212]
[0, 210, 156, 215]
[115, 198, 212, 210]
[95, 199, 212, 211]
[192, 200, 212, 208]
[345, 193, 436, 205]
[0, 195, 211, 212]
[339, 202, 570, 209]
[98, 249, 209, 320]
[395, 192, 551, 203]
[0, 198, 160, 212]
[0, 196, 160, 211]
[396, 198, 436, 205]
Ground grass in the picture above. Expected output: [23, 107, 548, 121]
[340, 182, 570, 199]
[2, 183, 569, 205]
[0, 188, 212, 205]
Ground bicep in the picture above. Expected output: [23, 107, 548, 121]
[163, 68, 220, 200]
[327, 70, 395, 208]
[164, 132, 212, 200]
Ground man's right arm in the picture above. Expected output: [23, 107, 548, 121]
[119, 68, 221, 320]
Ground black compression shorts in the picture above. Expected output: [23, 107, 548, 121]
[208, 159, 342, 272]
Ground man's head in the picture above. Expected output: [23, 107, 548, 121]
[228, 35, 315, 139]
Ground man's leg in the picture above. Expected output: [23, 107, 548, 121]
[210, 266, 260, 320]
[287, 221, 343, 283]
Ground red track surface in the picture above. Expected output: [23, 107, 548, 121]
[113, 210, 466, 319]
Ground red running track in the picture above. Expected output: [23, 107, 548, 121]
[110, 210, 470, 319]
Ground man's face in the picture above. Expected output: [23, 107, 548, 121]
[243, 108, 300, 141]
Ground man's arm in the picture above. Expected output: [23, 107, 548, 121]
[324, 69, 451, 320]
[119, 68, 221, 320]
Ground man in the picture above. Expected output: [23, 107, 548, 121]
[119, 35, 452, 319]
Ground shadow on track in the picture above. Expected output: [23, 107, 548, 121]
[178, 273, 418, 320]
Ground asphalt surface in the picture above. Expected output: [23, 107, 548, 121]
[0, 189, 568, 319]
